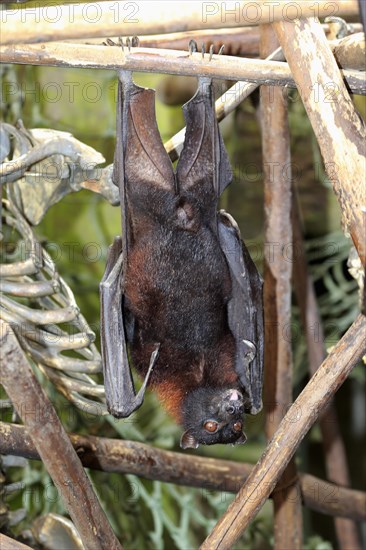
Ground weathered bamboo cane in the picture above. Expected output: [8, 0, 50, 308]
[260, 23, 302, 550]
[273, 17, 366, 266]
[0, 320, 122, 550]
[0, 534, 33, 550]
[0, 1, 359, 45]
[292, 197, 362, 549]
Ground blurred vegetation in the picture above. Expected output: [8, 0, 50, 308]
[1, 59, 365, 549]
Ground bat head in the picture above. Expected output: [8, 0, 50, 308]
[180, 387, 247, 449]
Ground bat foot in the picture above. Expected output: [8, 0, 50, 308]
[188, 40, 225, 61]
[188, 39, 198, 55]
[103, 36, 139, 52]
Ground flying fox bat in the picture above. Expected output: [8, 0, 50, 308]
[100, 71, 263, 449]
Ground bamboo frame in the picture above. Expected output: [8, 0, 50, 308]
[0, 1, 359, 45]
[1, 4, 365, 547]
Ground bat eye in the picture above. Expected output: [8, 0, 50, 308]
[233, 421, 242, 433]
[204, 420, 218, 433]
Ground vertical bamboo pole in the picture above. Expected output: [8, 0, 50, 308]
[260, 25, 302, 549]
[292, 197, 361, 549]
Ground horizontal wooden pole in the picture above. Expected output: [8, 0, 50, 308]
[1, 421, 365, 521]
[0, 43, 365, 95]
[0, 1, 359, 45]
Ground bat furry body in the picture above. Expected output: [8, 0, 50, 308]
[100, 72, 264, 448]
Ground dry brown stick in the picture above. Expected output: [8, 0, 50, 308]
[0, 534, 33, 550]
[1, 422, 366, 522]
[0, 1, 359, 45]
[292, 198, 362, 549]
[273, 17, 366, 266]
[260, 24, 302, 549]
[0, 320, 122, 550]
[200, 313, 366, 549]
[0, 42, 365, 95]
[72, 23, 364, 60]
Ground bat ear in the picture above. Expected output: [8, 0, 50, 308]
[180, 429, 200, 449]
[234, 432, 247, 445]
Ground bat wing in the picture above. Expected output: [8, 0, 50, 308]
[100, 237, 158, 417]
[114, 71, 176, 256]
[218, 211, 264, 414]
[101, 72, 170, 418]
[176, 78, 232, 207]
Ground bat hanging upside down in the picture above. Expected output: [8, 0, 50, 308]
[100, 71, 264, 449]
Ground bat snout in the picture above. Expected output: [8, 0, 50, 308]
[223, 389, 244, 415]
[223, 388, 243, 402]
[228, 389, 241, 401]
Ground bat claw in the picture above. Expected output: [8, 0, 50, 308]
[218, 44, 225, 56]
[324, 16, 352, 39]
[201, 43, 205, 59]
[105, 36, 139, 52]
[209, 44, 214, 61]
[189, 39, 198, 55]
[103, 38, 117, 47]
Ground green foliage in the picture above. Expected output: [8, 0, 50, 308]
[303, 535, 333, 550]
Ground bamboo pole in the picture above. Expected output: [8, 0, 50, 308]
[65, 24, 364, 61]
[0, 320, 122, 550]
[200, 314, 366, 549]
[0, 534, 33, 550]
[1, 422, 365, 521]
[0, 42, 365, 95]
[260, 24, 302, 549]
[0, 1, 359, 45]
[273, 17, 366, 266]
[292, 197, 362, 549]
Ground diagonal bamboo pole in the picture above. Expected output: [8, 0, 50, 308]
[0, 320, 122, 550]
[260, 23, 302, 550]
[292, 197, 362, 549]
[200, 313, 366, 549]
[0, 1, 359, 45]
[273, 17, 366, 266]
[0, 534, 33, 550]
